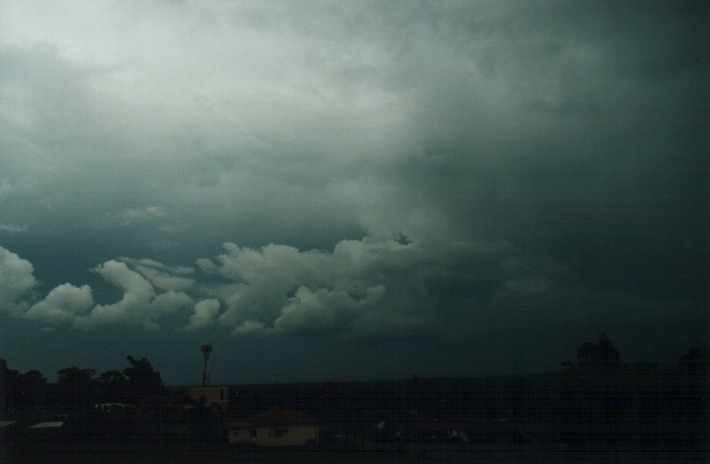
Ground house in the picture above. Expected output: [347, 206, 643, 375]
[186, 386, 230, 411]
[25, 421, 65, 444]
[227, 407, 319, 447]
[415, 418, 469, 443]
[94, 402, 135, 417]
[0, 421, 18, 448]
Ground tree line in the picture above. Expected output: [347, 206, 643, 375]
[1, 355, 165, 411]
[2, 334, 708, 414]
[566, 332, 709, 375]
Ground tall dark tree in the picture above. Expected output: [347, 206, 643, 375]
[0, 359, 8, 418]
[123, 356, 164, 400]
[96, 369, 128, 402]
[577, 332, 624, 372]
[1, 361, 18, 410]
[56, 367, 97, 409]
[596, 333, 622, 367]
[16, 369, 47, 409]
[678, 344, 709, 374]
[97, 369, 126, 384]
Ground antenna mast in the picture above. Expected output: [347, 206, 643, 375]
[201, 344, 212, 386]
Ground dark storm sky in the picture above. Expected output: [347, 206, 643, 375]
[0, 1, 707, 385]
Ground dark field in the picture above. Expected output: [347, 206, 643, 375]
[3, 371, 708, 463]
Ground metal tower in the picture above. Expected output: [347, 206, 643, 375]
[201, 344, 212, 386]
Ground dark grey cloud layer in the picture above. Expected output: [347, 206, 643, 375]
[0, 1, 706, 383]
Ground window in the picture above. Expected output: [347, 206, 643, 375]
[269, 427, 288, 438]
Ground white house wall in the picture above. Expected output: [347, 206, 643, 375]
[229, 424, 318, 447]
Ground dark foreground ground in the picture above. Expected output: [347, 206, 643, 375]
[3, 371, 707, 462]
[3, 448, 708, 464]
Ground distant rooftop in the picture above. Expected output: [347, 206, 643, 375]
[252, 407, 318, 427]
[28, 421, 64, 429]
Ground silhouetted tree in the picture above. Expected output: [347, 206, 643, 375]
[629, 361, 660, 374]
[577, 332, 625, 372]
[678, 344, 709, 374]
[0, 359, 8, 418]
[1, 362, 18, 410]
[96, 369, 128, 402]
[562, 361, 578, 373]
[1, 365, 50, 410]
[16, 369, 47, 409]
[123, 356, 164, 400]
[56, 367, 98, 409]
[97, 369, 126, 384]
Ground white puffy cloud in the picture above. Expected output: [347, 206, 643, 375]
[0, 246, 37, 315]
[73, 260, 155, 329]
[0, 229, 701, 365]
[196, 237, 525, 341]
[186, 299, 221, 331]
[0, 252, 197, 330]
[200, 243, 336, 332]
[0, 223, 27, 233]
[121, 257, 194, 291]
[74, 260, 193, 330]
[24, 283, 93, 325]
[120, 206, 167, 225]
[190, 234, 646, 344]
[96, 259, 155, 299]
[150, 290, 194, 316]
[274, 285, 385, 336]
[233, 320, 267, 336]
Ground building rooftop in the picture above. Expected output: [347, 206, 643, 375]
[253, 407, 318, 426]
[227, 407, 318, 428]
[28, 421, 64, 429]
